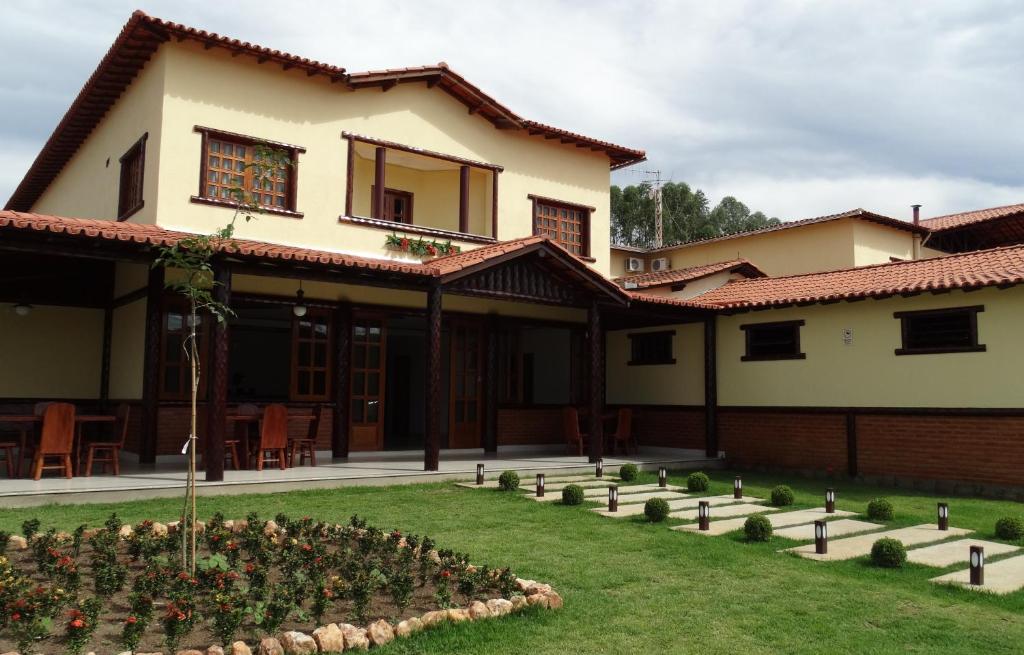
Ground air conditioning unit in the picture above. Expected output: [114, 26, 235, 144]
[651, 257, 670, 272]
[626, 257, 645, 273]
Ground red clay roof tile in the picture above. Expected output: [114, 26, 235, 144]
[614, 259, 765, 289]
[920, 203, 1024, 231]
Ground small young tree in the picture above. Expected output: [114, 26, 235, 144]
[153, 145, 293, 573]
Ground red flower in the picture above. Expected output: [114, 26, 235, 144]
[427, 245, 437, 256]
[125, 616, 137, 625]
[69, 618, 85, 629]
[400, 238, 410, 250]
[302, 543, 313, 552]
[440, 570, 451, 578]
[177, 572, 190, 581]
[11, 612, 20, 621]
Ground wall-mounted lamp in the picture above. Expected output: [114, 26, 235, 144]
[12, 303, 32, 317]
[292, 281, 307, 317]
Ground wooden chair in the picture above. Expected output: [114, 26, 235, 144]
[82, 404, 130, 476]
[254, 403, 288, 471]
[562, 407, 589, 457]
[226, 404, 259, 471]
[31, 403, 75, 480]
[18, 401, 54, 474]
[0, 441, 17, 478]
[609, 408, 635, 456]
[289, 404, 322, 467]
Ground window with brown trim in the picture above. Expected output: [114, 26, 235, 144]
[371, 186, 414, 224]
[628, 330, 675, 365]
[159, 297, 209, 400]
[291, 308, 333, 400]
[117, 133, 147, 220]
[741, 320, 805, 361]
[895, 305, 985, 355]
[193, 126, 304, 217]
[531, 197, 590, 257]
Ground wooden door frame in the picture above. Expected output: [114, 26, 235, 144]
[348, 311, 388, 451]
[447, 316, 485, 449]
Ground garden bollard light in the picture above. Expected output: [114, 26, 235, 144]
[658, 467, 668, 488]
[734, 476, 743, 499]
[814, 520, 828, 554]
[608, 485, 618, 512]
[970, 545, 984, 586]
[536, 473, 545, 498]
[698, 501, 710, 531]
[938, 502, 949, 531]
[475, 463, 485, 486]
[825, 488, 836, 514]
[596, 458, 604, 478]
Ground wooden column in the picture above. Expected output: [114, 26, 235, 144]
[204, 263, 231, 482]
[483, 313, 499, 454]
[139, 265, 164, 466]
[372, 146, 386, 219]
[100, 305, 113, 403]
[491, 170, 499, 239]
[704, 315, 719, 458]
[424, 282, 443, 471]
[459, 165, 470, 233]
[587, 300, 604, 463]
[332, 304, 352, 459]
[344, 136, 355, 217]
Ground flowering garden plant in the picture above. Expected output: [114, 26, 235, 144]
[384, 232, 461, 258]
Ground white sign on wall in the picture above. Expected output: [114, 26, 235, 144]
[842, 328, 853, 345]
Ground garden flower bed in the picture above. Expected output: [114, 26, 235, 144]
[0, 513, 560, 654]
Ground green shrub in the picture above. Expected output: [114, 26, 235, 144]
[497, 470, 520, 491]
[686, 472, 710, 492]
[995, 517, 1024, 542]
[744, 514, 773, 542]
[867, 498, 894, 521]
[870, 537, 907, 568]
[619, 463, 639, 482]
[644, 498, 671, 523]
[770, 485, 794, 507]
[561, 484, 585, 506]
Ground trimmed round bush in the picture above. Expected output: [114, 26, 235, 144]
[619, 463, 639, 482]
[744, 514, 773, 542]
[770, 485, 794, 507]
[995, 517, 1024, 542]
[870, 537, 907, 568]
[867, 497, 895, 521]
[686, 471, 710, 492]
[645, 498, 671, 523]
[561, 484, 585, 506]
[497, 470, 520, 492]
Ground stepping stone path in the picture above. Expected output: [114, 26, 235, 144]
[592, 494, 762, 518]
[785, 524, 972, 561]
[529, 489, 686, 503]
[930, 554, 1024, 594]
[457, 475, 618, 490]
[773, 519, 882, 541]
[583, 483, 686, 497]
[672, 508, 856, 536]
[670, 502, 777, 522]
[908, 539, 1019, 567]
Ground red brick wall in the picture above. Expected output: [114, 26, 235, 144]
[719, 410, 848, 474]
[857, 414, 1024, 488]
[627, 406, 705, 449]
[497, 407, 563, 445]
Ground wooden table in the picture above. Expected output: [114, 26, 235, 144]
[0, 414, 117, 477]
[224, 413, 315, 470]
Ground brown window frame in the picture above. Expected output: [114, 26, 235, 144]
[159, 296, 210, 401]
[291, 307, 334, 401]
[740, 320, 806, 362]
[191, 126, 305, 218]
[894, 305, 985, 356]
[117, 133, 148, 220]
[628, 330, 676, 366]
[529, 194, 593, 260]
[370, 185, 414, 224]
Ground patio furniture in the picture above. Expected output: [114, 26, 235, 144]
[562, 406, 589, 457]
[31, 403, 76, 480]
[254, 403, 289, 471]
[226, 403, 260, 470]
[289, 404, 322, 467]
[0, 441, 17, 478]
[609, 408, 635, 455]
[82, 404, 130, 476]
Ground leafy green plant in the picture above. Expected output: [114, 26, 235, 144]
[64, 598, 102, 655]
[995, 517, 1024, 542]
[744, 515, 773, 542]
[21, 518, 40, 541]
[645, 498, 671, 522]
[497, 470, 520, 491]
[870, 538, 906, 568]
[770, 485, 794, 507]
[686, 472, 710, 492]
[618, 463, 639, 481]
[867, 498, 895, 521]
[562, 484, 585, 505]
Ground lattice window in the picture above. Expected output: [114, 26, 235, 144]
[117, 134, 147, 220]
[532, 198, 589, 256]
[291, 309, 332, 400]
[204, 138, 291, 209]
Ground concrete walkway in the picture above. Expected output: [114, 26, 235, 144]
[529, 489, 686, 503]
[458, 475, 619, 490]
[786, 524, 972, 561]
[774, 519, 882, 541]
[592, 494, 761, 518]
[908, 539, 1020, 567]
[582, 483, 686, 497]
[670, 502, 777, 521]
[673, 507, 855, 536]
[930, 554, 1024, 594]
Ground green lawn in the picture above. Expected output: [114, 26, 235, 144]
[2, 471, 1023, 654]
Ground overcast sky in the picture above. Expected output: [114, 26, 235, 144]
[2, 0, 1022, 221]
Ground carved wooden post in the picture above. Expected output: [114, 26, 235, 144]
[372, 146, 386, 219]
[139, 265, 164, 466]
[333, 304, 352, 459]
[704, 315, 718, 458]
[588, 300, 604, 463]
[459, 165, 470, 233]
[204, 263, 231, 481]
[424, 282, 443, 470]
[484, 313, 499, 454]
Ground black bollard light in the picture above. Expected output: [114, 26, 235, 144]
[938, 502, 949, 531]
[475, 464, 485, 486]
[734, 476, 743, 499]
[698, 501, 710, 531]
[970, 545, 984, 586]
[825, 488, 836, 514]
[536, 473, 545, 498]
[658, 467, 668, 488]
[596, 458, 604, 479]
[608, 485, 619, 512]
[814, 520, 828, 554]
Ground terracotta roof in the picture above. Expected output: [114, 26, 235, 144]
[626, 291, 721, 311]
[614, 259, 765, 289]
[692, 245, 1024, 309]
[921, 203, 1024, 231]
[644, 208, 927, 254]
